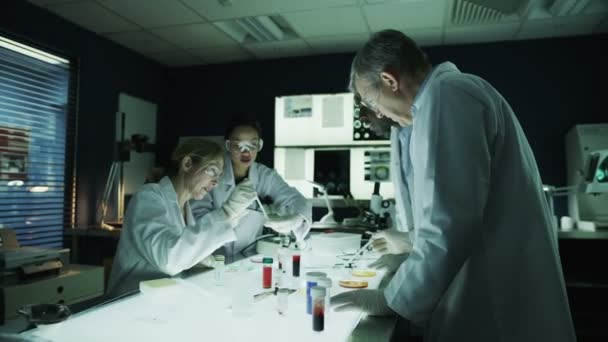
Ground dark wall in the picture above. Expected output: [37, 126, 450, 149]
[1, 0, 167, 226]
[164, 33, 606, 216]
[159, 53, 355, 167]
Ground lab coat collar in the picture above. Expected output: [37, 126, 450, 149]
[221, 153, 259, 188]
[411, 62, 460, 116]
[158, 176, 179, 204]
[158, 176, 194, 225]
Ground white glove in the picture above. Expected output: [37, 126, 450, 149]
[198, 255, 216, 268]
[368, 253, 408, 274]
[331, 289, 394, 316]
[264, 213, 304, 234]
[368, 229, 413, 255]
[222, 179, 257, 221]
[262, 204, 275, 216]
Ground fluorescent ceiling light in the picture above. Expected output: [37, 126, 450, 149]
[29, 186, 50, 193]
[0, 36, 69, 65]
[214, 16, 286, 44]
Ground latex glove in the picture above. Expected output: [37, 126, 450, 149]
[331, 289, 394, 316]
[264, 213, 304, 234]
[198, 255, 216, 268]
[262, 204, 275, 216]
[368, 253, 408, 274]
[222, 179, 257, 221]
[368, 229, 413, 255]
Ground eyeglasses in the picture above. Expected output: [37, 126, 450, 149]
[355, 91, 381, 116]
[203, 164, 223, 179]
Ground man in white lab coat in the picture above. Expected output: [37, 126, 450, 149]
[191, 116, 312, 256]
[332, 29, 576, 341]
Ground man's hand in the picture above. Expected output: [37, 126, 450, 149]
[331, 289, 394, 316]
[264, 213, 304, 234]
[368, 229, 413, 254]
[368, 253, 408, 274]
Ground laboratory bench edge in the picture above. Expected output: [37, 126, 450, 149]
[62, 227, 608, 340]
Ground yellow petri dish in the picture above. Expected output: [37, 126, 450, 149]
[339, 280, 369, 289]
[352, 269, 377, 277]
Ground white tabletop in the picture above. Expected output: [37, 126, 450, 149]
[23, 249, 385, 342]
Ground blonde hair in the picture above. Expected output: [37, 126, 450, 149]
[168, 138, 223, 176]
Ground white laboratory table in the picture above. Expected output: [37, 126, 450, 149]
[558, 229, 608, 240]
[22, 250, 393, 342]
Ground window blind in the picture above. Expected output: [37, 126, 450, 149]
[0, 34, 77, 248]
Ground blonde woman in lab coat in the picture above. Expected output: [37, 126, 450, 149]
[107, 138, 257, 297]
[331, 29, 576, 342]
[191, 116, 312, 256]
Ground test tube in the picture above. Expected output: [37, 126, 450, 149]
[277, 288, 290, 316]
[311, 286, 326, 332]
[262, 257, 273, 289]
[317, 277, 332, 319]
[305, 272, 327, 315]
[213, 255, 225, 286]
[292, 253, 301, 277]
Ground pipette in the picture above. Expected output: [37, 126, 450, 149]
[343, 238, 374, 268]
[256, 195, 269, 219]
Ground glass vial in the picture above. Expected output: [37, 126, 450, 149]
[317, 277, 332, 319]
[292, 253, 301, 277]
[262, 257, 273, 289]
[277, 288, 290, 316]
[311, 286, 326, 332]
[305, 272, 327, 315]
[213, 255, 225, 286]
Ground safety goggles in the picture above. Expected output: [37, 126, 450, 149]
[354, 90, 381, 116]
[226, 139, 262, 153]
[202, 164, 223, 179]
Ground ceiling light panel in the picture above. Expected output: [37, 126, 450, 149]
[98, 0, 204, 28]
[283, 7, 369, 38]
[306, 33, 370, 53]
[44, 1, 139, 33]
[150, 23, 237, 48]
[363, 0, 447, 31]
[180, 0, 358, 21]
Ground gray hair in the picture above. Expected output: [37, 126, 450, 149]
[349, 29, 430, 94]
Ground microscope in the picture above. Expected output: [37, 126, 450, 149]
[361, 182, 393, 230]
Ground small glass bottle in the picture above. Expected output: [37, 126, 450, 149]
[311, 286, 326, 332]
[277, 288, 290, 316]
[292, 253, 301, 277]
[305, 272, 327, 315]
[317, 277, 332, 319]
[262, 257, 273, 289]
[213, 255, 225, 286]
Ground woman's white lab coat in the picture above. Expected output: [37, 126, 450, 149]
[191, 154, 312, 256]
[385, 62, 575, 341]
[106, 176, 236, 297]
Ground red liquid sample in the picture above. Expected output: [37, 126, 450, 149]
[292, 255, 301, 277]
[263, 266, 272, 289]
[313, 306, 324, 331]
